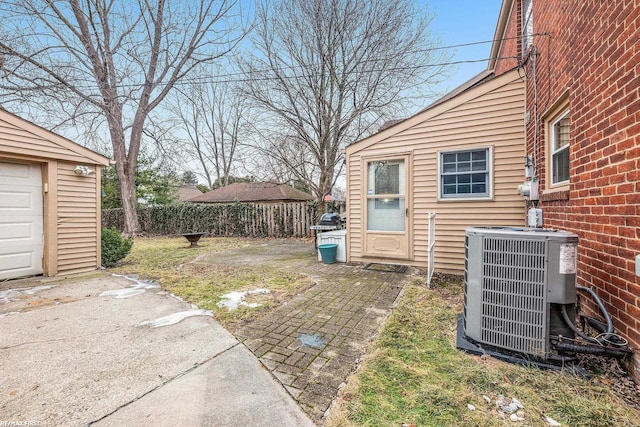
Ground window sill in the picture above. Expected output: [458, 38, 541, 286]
[438, 196, 493, 203]
[541, 187, 570, 202]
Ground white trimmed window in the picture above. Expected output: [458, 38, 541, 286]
[440, 148, 491, 199]
[551, 111, 570, 184]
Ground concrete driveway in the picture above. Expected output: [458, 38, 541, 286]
[0, 273, 313, 426]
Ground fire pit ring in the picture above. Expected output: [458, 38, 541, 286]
[179, 232, 206, 248]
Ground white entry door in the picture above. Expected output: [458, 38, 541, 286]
[363, 157, 409, 259]
[0, 161, 44, 279]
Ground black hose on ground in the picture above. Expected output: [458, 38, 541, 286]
[560, 286, 616, 345]
[576, 285, 614, 335]
[555, 342, 629, 358]
[560, 304, 602, 344]
[587, 317, 608, 333]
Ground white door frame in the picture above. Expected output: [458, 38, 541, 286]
[361, 153, 412, 260]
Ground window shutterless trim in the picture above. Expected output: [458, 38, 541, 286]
[550, 110, 570, 185]
[437, 146, 493, 201]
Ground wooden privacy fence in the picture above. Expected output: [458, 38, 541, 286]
[102, 202, 344, 237]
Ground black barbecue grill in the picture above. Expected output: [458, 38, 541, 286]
[310, 212, 345, 231]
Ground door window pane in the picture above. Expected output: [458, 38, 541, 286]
[367, 197, 405, 231]
[367, 160, 405, 231]
[368, 161, 402, 195]
[375, 198, 400, 209]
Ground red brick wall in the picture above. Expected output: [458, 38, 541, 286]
[498, 0, 640, 377]
[494, 0, 521, 76]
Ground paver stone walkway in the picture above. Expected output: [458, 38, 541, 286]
[200, 241, 409, 422]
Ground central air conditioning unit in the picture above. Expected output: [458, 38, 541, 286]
[461, 227, 578, 361]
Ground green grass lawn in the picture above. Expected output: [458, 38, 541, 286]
[110, 236, 314, 330]
[326, 278, 640, 427]
[110, 237, 640, 426]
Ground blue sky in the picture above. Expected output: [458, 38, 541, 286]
[428, 0, 503, 93]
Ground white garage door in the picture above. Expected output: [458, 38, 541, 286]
[0, 161, 44, 279]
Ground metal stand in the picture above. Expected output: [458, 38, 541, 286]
[179, 232, 206, 247]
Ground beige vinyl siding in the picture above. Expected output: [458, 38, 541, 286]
[0, 118, 92, 163]
[0, 110, 108, 165]
[346, 69, 525, 274]
[346, 155, 363, 257]
[56, 163, 100, 274]
[0, 109, 109, 278]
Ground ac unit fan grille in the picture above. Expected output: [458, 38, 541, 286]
[481, 237, 548, 356]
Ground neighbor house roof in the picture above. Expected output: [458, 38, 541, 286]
[178, 185, 202, 202]
[378, 119, 405, 132]
[187, 182, 315, 203]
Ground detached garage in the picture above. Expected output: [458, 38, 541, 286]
[0, 108, 110, 280]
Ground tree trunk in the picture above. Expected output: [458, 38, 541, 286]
[317, 166, 335, 218]
[239, 0, 448, 205]
[108, 110, 141, 236]
[119, 172, 140, 236]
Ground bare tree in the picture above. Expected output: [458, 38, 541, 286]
[242, 129, 326, 193]
[0, 0, 246, 235]
[239, 0, 450, 207]
[170, 80, 246, 189]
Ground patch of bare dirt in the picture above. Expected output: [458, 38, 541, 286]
[579, 355, 640, 409]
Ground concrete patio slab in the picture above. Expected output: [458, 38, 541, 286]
[94, 345, 314, 427]
[0, 273, 312, 426]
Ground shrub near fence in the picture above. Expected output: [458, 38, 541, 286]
[101, 201, 344, 237]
